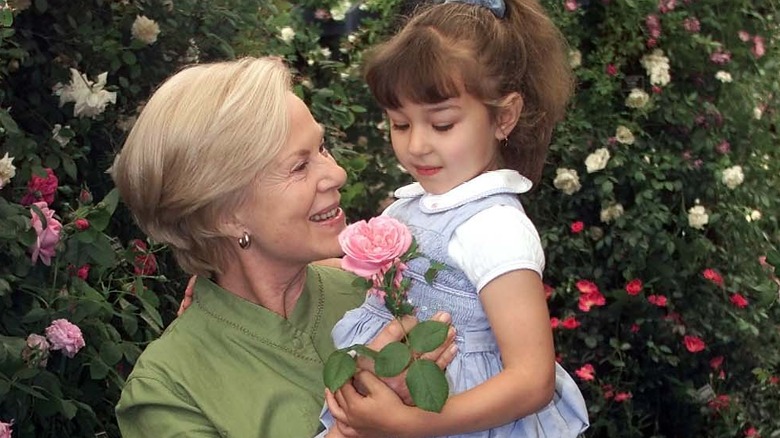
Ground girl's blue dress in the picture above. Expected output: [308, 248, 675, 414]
[330, 175, 589, 437]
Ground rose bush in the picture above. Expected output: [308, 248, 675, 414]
[0, 0, 778, 436]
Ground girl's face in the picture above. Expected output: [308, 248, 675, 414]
[386, 90, 503, 195]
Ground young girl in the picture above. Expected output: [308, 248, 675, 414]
[323, 0, 589, 436]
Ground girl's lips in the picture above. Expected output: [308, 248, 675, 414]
[415, 166, 442, 176]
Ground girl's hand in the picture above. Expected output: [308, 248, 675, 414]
[176, 276, 197, 317]
[327, 372, 409, 438]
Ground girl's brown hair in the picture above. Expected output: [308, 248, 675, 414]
[364, 0, 573, 184]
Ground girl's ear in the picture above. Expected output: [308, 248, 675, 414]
[494, 92, 523, 140]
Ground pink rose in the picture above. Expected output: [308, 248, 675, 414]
[0, 419, 13, 438]
[21, 168, 58, 206]
[29, 202, 63, 266]
[339, 216, 413, 279]
[74, 218, 90, 230]
[45, 319, 85, 358]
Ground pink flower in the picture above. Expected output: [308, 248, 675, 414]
[684, 335, 706, 353]
[74, 218, 90, 230]
[29, 202, 63, 266]
[45, 319, 85, 358]
[570, 221, 584, 233]
[647, 294, 667, 307]
[658, 0, 675, 13]
[703, 268, 724, 286]
[21, 334, 50, 368]
[576, 280, 599, 294]
[708, 394, 730, 411]
[579, 290, 606, 312]
[561, 315, 581, 329]
[79, 188, 93, 204]
[20, 168, 58, 206]
[752, 35, 765, 58]
[0, 419, 13, 438]
[339, 217, 413, 279]
[710, 48, 732, 65]
[625, 279, 643, 295]
[543, 283, 554, 300]
[602, 384, 614, 399]
[605, 64, 618, 76]
[564, 0, 578, 11]
[730, 293, 748, 308]
[683, 17, 700, 33]
[575, 363, 595, 381]
[630, 323, 640, 333]
[77, 264, 90, 280]
[745, 426, 760, 438]
[550, 317, 560, 329]
[710, 355, 724, 369]
[645, 14, 661, 38]
[614, 391, 632, 402]
[738, 30, 751, 42]
[716, 140, 731, 154]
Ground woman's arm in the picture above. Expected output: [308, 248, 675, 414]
[116, 376, 221, 438]
[329, 270, 555, 438]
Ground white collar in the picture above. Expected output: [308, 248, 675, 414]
[393, 169, 533, 214]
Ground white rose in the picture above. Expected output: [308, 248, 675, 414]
[688, 205, 709, 229]
[0, 152, 16, 189]
[51, 124, 71, 147]
[600, 203, 624, 223]
[131, 15, 160, 45]
[641, 50, 671, 86]
[568, 50, 582, 68]
[721, 165, 744, 189]
[615, 125, 635, 145]
[320, 47, 332, 58]
[625, 88, 650, 109]
[715, 71, 732, 83]
[279, 26, 295, 43]
[753, 107, 763, 120]
[747, 209, 762, 222]
[553, 168, 581, 195]
[585, 148, 611, 173]
[53, 68, 117, 119]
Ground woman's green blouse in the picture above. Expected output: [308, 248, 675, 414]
[115, 265, 364, 438]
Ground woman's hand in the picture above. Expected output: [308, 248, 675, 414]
[359, 312, 457, 405]
[176, 276, 197, 317]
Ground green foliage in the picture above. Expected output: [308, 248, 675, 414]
[1, 0, 778, 435]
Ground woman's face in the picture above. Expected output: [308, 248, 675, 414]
[235, 92, 347, 265]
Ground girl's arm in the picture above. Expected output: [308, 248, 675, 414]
[328, 269, 555, 438]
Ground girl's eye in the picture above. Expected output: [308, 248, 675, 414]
[391, 123, 409, 131]
[433, 124, 454, 132]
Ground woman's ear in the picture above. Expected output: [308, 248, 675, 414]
[494, 92, 523, 140]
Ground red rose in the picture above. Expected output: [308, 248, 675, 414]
[729, 293, 748, 308]
[684, 335, 706, 353]
[74, 218, 90, 231]
[561, 315, 581, 330]
[21, 168, 59, 206]
[570, 221, 584, 233]
[625, 278, 643, 295]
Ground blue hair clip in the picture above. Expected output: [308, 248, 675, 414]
[443, 0, 506, 18]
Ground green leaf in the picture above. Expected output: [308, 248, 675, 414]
[99, 188, 120, 215]
[765, 250, 780, 269]
[407, 320, 448, 354]
[0, 109, 19, 134]
[0, 9, 13, 27]
[374, 342, 411, 377]
[60, 399, 77, 420]
[90, 358, 110, 380]
[351, 344, 378, 360]
[406, 359, 449, 412]
[99, 341, 123, 366]
[323, 351, 356, 392]
[424, 261, 447, 284]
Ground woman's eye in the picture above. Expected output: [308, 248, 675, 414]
[292, 161, 309, 172]
[391, 123, 409, 131]
[433, 124, 454, 132]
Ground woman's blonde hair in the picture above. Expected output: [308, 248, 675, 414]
[112, 57, 291, 276]
[364, 0, 574, 185]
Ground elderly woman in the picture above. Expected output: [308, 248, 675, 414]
[112, 57, 453, 437]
